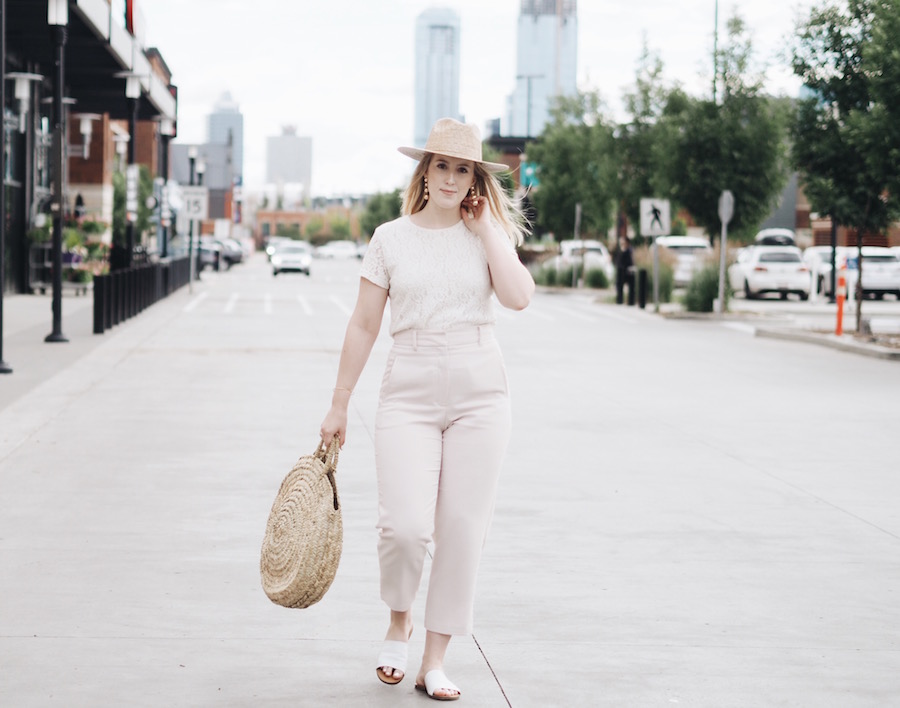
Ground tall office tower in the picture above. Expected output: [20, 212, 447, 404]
[508, 0, 578, 137]
[414, 7, 462, 147]
[266, 126, 313, 192]
[207, 91, 244, 182]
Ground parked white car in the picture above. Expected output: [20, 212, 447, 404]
[315, 240, 362, 259]
[546, 239, 615, 281]
[728, 245, 810, 300]
[655, 236, 714, 286]
[827, 246, 900, 299]
[803, 245, 842, 295]
[754, 228, 797, 247]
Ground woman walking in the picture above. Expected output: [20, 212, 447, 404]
[319, 118, 534, 701]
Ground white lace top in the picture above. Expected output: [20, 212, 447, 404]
[360, 215, 513, 336]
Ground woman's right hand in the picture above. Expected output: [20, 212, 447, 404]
[320, 405, 348, 447]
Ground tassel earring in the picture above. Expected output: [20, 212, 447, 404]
[423, 176, 429, 201]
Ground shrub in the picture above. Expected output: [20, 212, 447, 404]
[531, 265, 558, 287]
[632, 245, 675, 303]
[64, 228, 83, 251]
[584, 268, 609, 289]
[683, 263, 728, 312]
[80, 220, 106, 235]
[64, 267, 93, 283]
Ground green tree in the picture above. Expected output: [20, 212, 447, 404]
[112, 165, 155, 247]
[791, 0, 900, 325]
[329, 216, 351, 239]
[360, 189, 402, 237]
[617, 41, 680, 242]
[275, 223, 302, 240]
[865, 0, 900, 199]
[305, 216, 324, 241]
[669, 15, 789, 241]
[526, 91, 618, 240]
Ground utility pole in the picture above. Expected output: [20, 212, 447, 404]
[712, 0, 719, 103]
[0, 0, 11, 372]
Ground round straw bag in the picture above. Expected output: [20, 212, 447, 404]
[260, 437, 343, 609]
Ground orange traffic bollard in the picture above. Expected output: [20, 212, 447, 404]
[835, 269, 846, 336]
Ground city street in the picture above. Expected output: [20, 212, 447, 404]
[1, 252, 899, 707]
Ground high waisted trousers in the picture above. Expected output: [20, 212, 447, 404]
[374, 325, 511, 636]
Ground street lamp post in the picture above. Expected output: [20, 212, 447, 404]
[116, 73, 142, 269]
[45, 0, 69, 343]
[194, 159, 206, 273]
[1, 0, 12, 372]
[187, 146, 197, 287]
[157, 117, 174, 258]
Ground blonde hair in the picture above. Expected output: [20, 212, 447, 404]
[401, 154, 529, 247]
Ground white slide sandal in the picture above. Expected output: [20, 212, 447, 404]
[415, 669, 461, 701]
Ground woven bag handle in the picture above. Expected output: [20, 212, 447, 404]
[316, 435, 342, 474]
[316, 436, 342, 511]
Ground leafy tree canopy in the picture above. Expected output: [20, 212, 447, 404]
[359, 189, 402, 238]
[526, 91, 618, 239]
[669, 15, 788, 240]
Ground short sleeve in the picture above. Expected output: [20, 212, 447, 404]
[359, 230, 389, 289]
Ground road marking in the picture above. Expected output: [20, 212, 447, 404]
[329, 295, 352, 316]
[592, 307, 638, 324]
[297, 295, 313, 316]
[522, 305, 554, 321]
[183, 292, 208, 313]
[224, 293, 239, 314]
[721, 322, 756, 335]
[263, 294, 273, 315]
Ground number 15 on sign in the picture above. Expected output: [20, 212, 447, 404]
[181, 186, 209, 221]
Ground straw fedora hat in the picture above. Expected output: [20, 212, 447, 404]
[398, 118, 507, 173]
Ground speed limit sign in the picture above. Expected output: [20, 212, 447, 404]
[181, 186, 209, 221]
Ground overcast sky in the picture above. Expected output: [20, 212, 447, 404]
[141, 0, 816, 197]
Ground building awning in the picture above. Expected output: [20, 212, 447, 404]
[6, 0, 176, 122]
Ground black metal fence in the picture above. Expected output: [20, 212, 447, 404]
[93, 256, 191, 334]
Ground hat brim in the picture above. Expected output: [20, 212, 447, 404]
[397, 146, 508, 174]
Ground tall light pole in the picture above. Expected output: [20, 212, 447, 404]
[116, 72, 142, 269]
[712, 0, 719, 103]
[1, 0, 11, 372]
[45, 0, 69, 343]
[187, 146, 197, 286]
[157, 117, 174, 258]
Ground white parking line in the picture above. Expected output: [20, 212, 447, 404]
[592, 307, 638, 324]
[224, 293, 239, 314]
[329, 295, 352, 316]
[263, 294, 273, 315]
[183, 292, 208, 313]
[297, 295, 313, 316]
[522, 305, 554, 321]
[721, 322, 756, 335]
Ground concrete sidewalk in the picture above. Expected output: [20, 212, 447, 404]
[2, 260, 899, 707]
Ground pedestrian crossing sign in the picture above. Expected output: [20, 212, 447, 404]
[639, 198, 671, 237]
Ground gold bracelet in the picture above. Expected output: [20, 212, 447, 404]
[333, 386, 353, 395]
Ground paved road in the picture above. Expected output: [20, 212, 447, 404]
[1, 253, 898, 707]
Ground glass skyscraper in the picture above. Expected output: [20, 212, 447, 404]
[207, 92, 244, 182]
[414, 8, 462, 147]
[508, 0, 578, 137]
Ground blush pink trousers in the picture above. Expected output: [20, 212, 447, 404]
[373, 325, 511, 636]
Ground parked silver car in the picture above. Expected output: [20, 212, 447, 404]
[272, 241, 313, 276]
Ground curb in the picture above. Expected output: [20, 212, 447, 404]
[755, 327, 900, 361]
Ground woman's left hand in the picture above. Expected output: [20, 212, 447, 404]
[460, 192, 491, 237]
